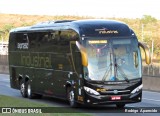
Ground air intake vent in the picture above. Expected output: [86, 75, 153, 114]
[32, 20, 75, 28]
[54, 20, 75, 23]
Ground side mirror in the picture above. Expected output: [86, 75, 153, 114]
[138, 42, 151, 65]
[76, 41, 88, 66]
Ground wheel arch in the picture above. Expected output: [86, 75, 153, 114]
[18, 74, 23, 86]
[18, 74, 30, 86]
[25, 75, 30, 82]
[66, 81, 72, 91]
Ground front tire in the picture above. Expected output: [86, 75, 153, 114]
[67, 87, 77, 107]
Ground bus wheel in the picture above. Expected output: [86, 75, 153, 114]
[67, 87, 77, 107]
[26, 81, 34, 99]
[116, 104, 125, 108]
[20, 80, 27, 98]
[26, 81, 42, 99]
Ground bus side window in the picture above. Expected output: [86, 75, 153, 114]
[59, 31, 70, 46]
[35, 32, 50, 50]
[28, 33, 37, 49]
[48, 31, 59, 52]
[16, 33, 29, 50]
[70, 43, 82, 73]
[22, 34, 29, 43]
[36, 33, 44, 47]
[49, 32, 57, 44]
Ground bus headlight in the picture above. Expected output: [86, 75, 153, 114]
[84, 86, 100, 96]
[131, 84, 143, 94]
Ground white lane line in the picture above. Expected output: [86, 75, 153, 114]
[143, 98, 160, 102]
[126, 105, 136, 107]
[1, 78, 9, 81]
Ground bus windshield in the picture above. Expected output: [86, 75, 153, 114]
[83, 37, 142, 81]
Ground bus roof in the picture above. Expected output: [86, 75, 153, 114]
[10, 19, 133, 37]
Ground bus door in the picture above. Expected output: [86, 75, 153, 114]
[70, 41, 85, 103]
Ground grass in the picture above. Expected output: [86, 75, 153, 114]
[0, 95, 91, 116]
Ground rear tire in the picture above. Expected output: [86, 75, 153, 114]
[26, 81, 34, 99]
[20, 80, 27, 98]
[26, 81, 42, 99]
[67, 87, 77, 107]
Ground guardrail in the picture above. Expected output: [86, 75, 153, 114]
[0, 55, 8, 65]
[0, 55, 9, 74]
[142, 76, 160, 92]
[143, 65, 160, 77]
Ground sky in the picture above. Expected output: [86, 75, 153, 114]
[0, 0, 160, 19]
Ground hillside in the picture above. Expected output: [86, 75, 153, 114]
[0, 13, 160, 59]
[0, 13, 96, 28]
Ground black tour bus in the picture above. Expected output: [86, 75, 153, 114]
[8, 19, 151, 108]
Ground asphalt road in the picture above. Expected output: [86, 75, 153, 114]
[0, 74, 160, 116]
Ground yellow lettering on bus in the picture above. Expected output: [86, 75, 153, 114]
[88, 40, 107, 44]
[21, 53, 52, 68]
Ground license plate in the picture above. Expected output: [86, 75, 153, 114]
[111, 96, 121, 100]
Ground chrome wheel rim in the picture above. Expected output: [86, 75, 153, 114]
[27, 84, 31, 96]
[20, 83, 25, 94]
[69, 91, 74, 103]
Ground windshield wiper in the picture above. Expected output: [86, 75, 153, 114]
[102, 52, 113, 81]
[114, 56, 130, 83]
[117, 66, 130, 83]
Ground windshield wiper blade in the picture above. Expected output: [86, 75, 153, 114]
[116, 64, 130, 83]
[114, 55, 130, 83]
[121, 74, 130, 83]
[102, 63, 112, 81]
[102, 52, 113, 81]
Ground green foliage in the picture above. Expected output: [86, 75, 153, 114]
[0, 24, 15, 42]
[2, 24, 15, 32]
[141, 15, 157, 24]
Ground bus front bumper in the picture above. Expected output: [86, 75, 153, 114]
[84, 91, 142, 105]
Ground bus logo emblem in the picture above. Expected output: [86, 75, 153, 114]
[95, 28, 118, 34]
[113, 90, 118, 94]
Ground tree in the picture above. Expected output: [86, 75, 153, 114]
[141, 15, 157, 24]
[1, 24, 15, 42]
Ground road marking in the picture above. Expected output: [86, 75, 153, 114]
[1, 78, 9, 81]
[143, 98, 160, 102]
[126, 105, 136, 107]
